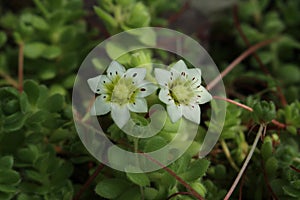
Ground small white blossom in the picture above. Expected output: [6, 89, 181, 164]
[87, 61, 157, 128]
[154, 60, 212, 124]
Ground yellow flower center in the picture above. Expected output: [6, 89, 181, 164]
[110, 77, 137, 105]
[170, 78, 194, 105]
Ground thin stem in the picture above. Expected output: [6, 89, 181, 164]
[261, 160, 279, 200]
[214, 96, 287, 129]
[213, 96, 253, 112]
[290, 165, 300, 173]
[18, 42, 24, 93]
[233, 5, 269, 74]
[141, 153, 204, 200]
[206, 38, 277, 91]
[0, 71, 19, 88]
[220, 139, 240, 172]
[232, 5, 287, 106]
[73, 163, 105, 200]
[224, 124, 265, 200]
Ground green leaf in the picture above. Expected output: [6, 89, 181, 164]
[3, 112, 27, 132]
[283, 185, 300, 197]
[0, 156, 14, 170]
[42, 94, 64, 112]
[191, 182, 207, 197]
[180, 159, 210, 181]
[49, 129, 73, 142]
[42, 46, 62, 59]
[144, 187, 158, 200]
[24, 80, 40, 105]
[261, 136, 273, 160]
[0, 184, 17, 193]
[126, 172, 150, 187]
[94, 6, 118, 33]
[0, 31, 7, 47]
[95, 178, 129, 199]
[265, 157, 278, 178]
[0, 170, 20, 185]
[24, 42, 47, 59]
[144, 136, 167, 152]
[116, 187, 141, 200]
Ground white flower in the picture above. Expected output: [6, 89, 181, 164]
[154, 60, 212, 124]
[87, 61, 157, 128]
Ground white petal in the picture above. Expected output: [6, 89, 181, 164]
[167, 103, 182, 123]
[182, 104, 200, 124]
[154, 68, 171, 87]
[170, 60, 189, 79]
[194, 86, 213, 104]
[137, 81, 158, 97]
[188, 68, 202, 86]
[111, 104, 130, 128]
[158, 87, 173, 104]
[87, 75, 110, 94]
[90, 95, 111, 115]
[128, 98, 147, 113]
[107, 61, 126, 80]
[123, 68, 146, 85]
[172, 60, 188, 72]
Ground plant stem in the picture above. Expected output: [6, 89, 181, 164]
[213, 96, 286, 129]
[206, 38, 277, 91]
[224, 124, 265, 200]
[141, 153, 204, 200]
[213, 96, 253, 112]
[220, 139, 239, 172]
[18, 42, 24, 93]
[0, 71, 19, 88]
[73, 163, 105, 200]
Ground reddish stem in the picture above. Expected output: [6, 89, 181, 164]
[168, 0, 190, 24]
[18, 42, 24, 93]
[213, 96, 287, 129]
[141, 153, 204, 200]
[261, 160, 279, 200]
[213, 96, 253, 112]
[232, 5, 287, 106]
[73, 163, 105, 200]
[206, 38, 276, 90]
[290, 165, 300, 173]
[271, 119, 286, 129]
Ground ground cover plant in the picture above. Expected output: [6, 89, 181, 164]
[0, 0, 299, 199]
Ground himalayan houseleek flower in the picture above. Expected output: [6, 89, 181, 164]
[154, 60, 212, 124]
[87, 61, 157, 128]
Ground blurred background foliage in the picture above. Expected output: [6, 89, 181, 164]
[0, 0, 299, 199]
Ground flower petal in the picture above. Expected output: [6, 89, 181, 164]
[188, 68, 202, 86]
[123, 68, 146, 85]
[182, 104, 200, 124]
[128, 98, 148, 113]
[111, 104, 130, 128]
[137, 81, 157, 97]
[87, 75, 111, 94]
[194, 86, 213, 104]
[90, 95, 111, 115]
[158, 87, 173, 104]
[170, 60, 189, 79]
[107, 61, 126, 80]
[167, 103, 182, 123]
[154, 68, 171, 87]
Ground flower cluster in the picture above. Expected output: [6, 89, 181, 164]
[87, 60, 212, 128]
